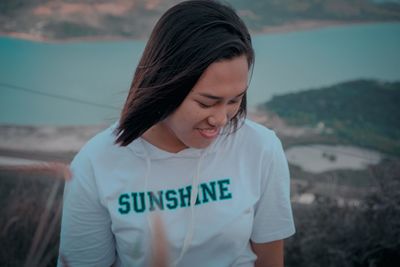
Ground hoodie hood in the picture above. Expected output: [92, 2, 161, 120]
[124, 127, 225, 161]
[128, 136, 222, 160]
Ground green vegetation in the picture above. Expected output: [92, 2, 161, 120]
[0, 0, 35, 15]
[263, 80, 400, 156]
[44, 22, 104, 39]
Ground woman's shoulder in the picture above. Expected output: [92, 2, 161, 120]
[238, 119, 281, 147]
[80, 124, 117, 152]
[218, 119, 282, 158]
[74, 122, 128, 163]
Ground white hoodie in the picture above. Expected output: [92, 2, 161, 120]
[58, 119, 295, 267]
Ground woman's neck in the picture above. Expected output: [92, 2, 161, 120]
[141, 123, 188, 153]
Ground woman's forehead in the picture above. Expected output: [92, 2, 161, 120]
[191, 56, 249, 97]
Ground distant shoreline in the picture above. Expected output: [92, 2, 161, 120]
[2, 20, 398, 44]
[258, 20, 388, 34]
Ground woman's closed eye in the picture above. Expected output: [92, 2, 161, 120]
[196, 98, 241, 108]
[228, 98, 241, 105]
[196, 101, 214, 108]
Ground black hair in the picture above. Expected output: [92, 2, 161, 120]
[115, 0, 254, 146]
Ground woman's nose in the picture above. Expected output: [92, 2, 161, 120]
[208, 107, 228, 127]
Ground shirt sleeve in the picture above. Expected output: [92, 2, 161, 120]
[250, 133, 295, 243]
[57, 150, 116, 267]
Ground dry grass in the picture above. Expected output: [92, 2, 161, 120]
[0, 163, 69, 267]
[1, 159, 399, 266]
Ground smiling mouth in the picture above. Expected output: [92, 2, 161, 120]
[197, 128, 220, 139]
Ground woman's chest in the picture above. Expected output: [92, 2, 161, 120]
[96, 156, 262, 265]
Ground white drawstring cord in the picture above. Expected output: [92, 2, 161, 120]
[172, 150, 206, 266]
[139, 139, 207, 267]
[138, 140, 154, 265]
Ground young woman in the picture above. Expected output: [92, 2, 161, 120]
[57, 1, 295, 266]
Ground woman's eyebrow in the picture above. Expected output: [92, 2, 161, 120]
[198, 87, 248, 100]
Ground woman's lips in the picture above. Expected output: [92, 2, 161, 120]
[197, 128, 219, 139]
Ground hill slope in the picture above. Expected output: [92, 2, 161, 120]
[262, 80, 400, 155]
[1, 0, 400, 41]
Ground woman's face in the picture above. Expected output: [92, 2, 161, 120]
[144, 55, 249, 153]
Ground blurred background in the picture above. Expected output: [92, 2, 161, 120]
[0, 0, 399, 266]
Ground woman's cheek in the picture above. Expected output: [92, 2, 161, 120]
[228, 104, 241, 120]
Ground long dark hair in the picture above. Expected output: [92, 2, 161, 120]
[115, 0, 254, 146]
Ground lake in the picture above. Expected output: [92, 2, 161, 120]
[1, 22, 399, 125]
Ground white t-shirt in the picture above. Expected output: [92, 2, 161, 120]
[57, 119, 295, 267]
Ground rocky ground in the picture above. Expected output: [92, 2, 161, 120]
[0, 111, 320, 165]
[0, 110, 389, 206]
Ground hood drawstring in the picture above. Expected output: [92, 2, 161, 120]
[172, 149, 206, 266]
[140, 140, 153, 246]
[139, 139, 207, 267]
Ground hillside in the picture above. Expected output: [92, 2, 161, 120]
[1, 0, 400, 41]
[262, 80, 400, 156]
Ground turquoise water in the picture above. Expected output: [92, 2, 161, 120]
[1, 22, 399, 125]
